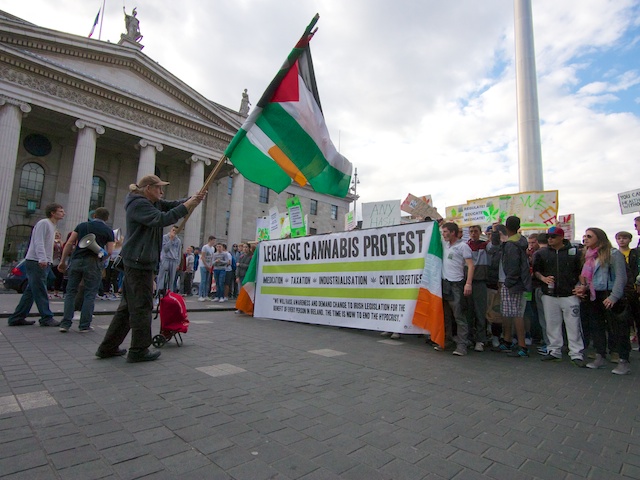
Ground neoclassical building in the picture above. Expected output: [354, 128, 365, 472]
[0, 11, 353, 264]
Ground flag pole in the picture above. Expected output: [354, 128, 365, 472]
[99, 0, 106, 40]
[175, 155, 229, 234]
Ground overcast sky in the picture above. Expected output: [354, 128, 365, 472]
[4, 0, 640, 241]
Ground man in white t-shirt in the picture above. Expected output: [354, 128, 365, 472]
[198, 235, 216, 301]
[440, 222, 475, 356]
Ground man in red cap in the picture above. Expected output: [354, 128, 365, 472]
[532, 226, 586, 366]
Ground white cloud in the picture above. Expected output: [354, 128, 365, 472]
[2, 0, 640, 241]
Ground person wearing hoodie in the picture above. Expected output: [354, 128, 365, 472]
[95, 175, 205, 363]
[533, 226, 585, 366]
[500, 216, 532, 357]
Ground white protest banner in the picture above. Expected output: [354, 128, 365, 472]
[557, 214, 575, 241]
[256, 217, 270, 241]
[344, 211, 356, 231]
[618, 188, 640, 214]
[447, 190, 559, 229]
[254, 223, 434, 334]
[269, 207, 280, 238]
[361, 200, 401, 229]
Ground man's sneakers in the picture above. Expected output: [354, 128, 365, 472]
[40, 318, 60, 327]
[59, 326, 69, 333]
[507, 346, 529, 358]
[491, 341, 512, 353]
[571, 358, 587, 368]
[537, 345, 548, 355]
[79, 326, 95, 333]
[611, 359, 631, 375]
[452, 344, 467, 356]
[586, 354, 607, 369]
[8, 319, 36, 326]
[474, 342, 484, 352]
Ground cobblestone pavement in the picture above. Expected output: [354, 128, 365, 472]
[1, 301, 639, 479]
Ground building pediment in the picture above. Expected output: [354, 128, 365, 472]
[0, 12, 242, 155]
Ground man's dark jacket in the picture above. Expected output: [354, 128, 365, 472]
[121, 193, 187, 271]
[501, 234, 532, 293]
[532, 239, 581, 297]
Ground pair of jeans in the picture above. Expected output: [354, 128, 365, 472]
[198, 266, 211, 298]
[465, 280, 487, 343]
[98, 266, 154, 355]
[443, 279, 468, 346]
[157, 259, 178, 292]
[213, 269, 226, 299]
[8, 260, 54, 325]
[61, 256, 103, 330]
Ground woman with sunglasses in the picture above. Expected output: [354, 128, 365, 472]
[578, 228, 629, 374]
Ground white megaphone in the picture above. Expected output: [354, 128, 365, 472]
[78, 233, 105, 258]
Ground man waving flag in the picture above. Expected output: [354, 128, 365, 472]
[224, 14, 352, 198]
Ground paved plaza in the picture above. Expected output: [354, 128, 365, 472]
[1, 293, 639, 479]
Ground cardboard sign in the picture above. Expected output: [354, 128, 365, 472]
[361, 200, 401, 229]
[618, 188, 640, 214]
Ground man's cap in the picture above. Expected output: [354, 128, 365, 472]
[138, 174, 169, 188]
[547, 226, 565, 238]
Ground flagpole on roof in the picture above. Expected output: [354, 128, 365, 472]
[99, 0, 106, 40]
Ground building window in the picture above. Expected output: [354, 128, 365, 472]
[259, 186, 269, 204]
[309, 227, 317, 235]
[227, 177, 233, 195]
[3, 225, 33, 263]
[310, 199, 318, 216]
[90, 176, 106, 211]
[17, 162, 45, 208]
[330, 205, 338, 220]
[23, 134, 52, 157]
[225, 210, 230, 236]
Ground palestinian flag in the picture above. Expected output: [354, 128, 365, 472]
[224, 14, 352, 197]
[411, 222, 445, 347]
[235, 251, 258, 315]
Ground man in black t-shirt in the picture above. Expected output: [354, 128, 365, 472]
[58, 208, 115, 332]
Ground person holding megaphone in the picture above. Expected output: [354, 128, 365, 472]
[58, 207, 115, 333]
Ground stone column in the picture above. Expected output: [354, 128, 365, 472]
[183, 155, 211, 249]
[136, 139, 163, 181]
[0, 97, 31, 261]
[228, 172, 245, 244]
[65, 120, 105, 232]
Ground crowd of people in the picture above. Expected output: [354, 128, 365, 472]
[434, 214, 639, 375]
[6, 180, 638, 371]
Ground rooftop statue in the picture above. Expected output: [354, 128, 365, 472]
[123, 7, 142, 42]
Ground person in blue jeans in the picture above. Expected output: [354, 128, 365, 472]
[212, 243, 230, 302]
[198, 236, 216, 301]
[57, 207, 115, 332]
[8, 203, 65, 327]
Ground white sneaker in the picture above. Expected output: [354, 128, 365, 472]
[198, 297, 206, 302]
[491, 336, 500, 348]
[223, 297, 228, 302]
[380, 332, 392, 337]
[390, 333, 401, 340]
[72, 312, 81, 321]
[612, 359, 631, 375]
[586, 354, 607, 369]
[474, 342, 484, 352]
[219, 298, 225, 302]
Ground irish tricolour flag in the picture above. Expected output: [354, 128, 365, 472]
[224, 14, 352, 197]
[411, 222, 445, 348]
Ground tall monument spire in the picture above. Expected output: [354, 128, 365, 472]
[514, 0, 543, 191]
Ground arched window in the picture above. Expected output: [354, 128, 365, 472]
[90, 176, 106, 211]
[17, 162, 45, 207]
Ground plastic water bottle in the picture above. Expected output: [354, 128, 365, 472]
[548, 280, 554, 294]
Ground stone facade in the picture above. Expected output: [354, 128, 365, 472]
[0, 11, 353, 264]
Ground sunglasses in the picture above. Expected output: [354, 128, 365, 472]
[585, 234, 594, 239]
